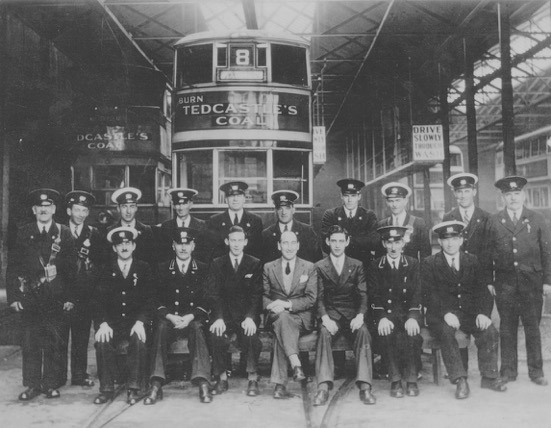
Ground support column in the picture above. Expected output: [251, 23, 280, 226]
[0, 6, 9, 288]
[439, 64, 452, 213]
[464, 39, 479, 176]
[423, 168, 432, 226]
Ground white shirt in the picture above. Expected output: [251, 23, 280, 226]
[117, 258, 133, 276]
[228, 209, 244, 224]
[121, 219, 136, 228]
[176, 258, 191, 274]
[231, 253, 244, 268]
[507, 207, 523, 223]
[176, 216, 191, 228]
[344, 207, 357, 219]
[461, 206, 475, 223]
[37, 221, 53, 234]
[392, 211, 407, 226]
[69, 221, 84, 237]
[279, 221, 293, 233]
[282, 257, 296, 276]
[443, 253, 460, 271]
[386, 255, 400, 269]
[330, 254, 345, 275]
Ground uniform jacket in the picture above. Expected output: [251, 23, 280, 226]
[261, 219, 322, 264]
[321, 206, 379, 264]
[421, 251, 493, 326]
[207, 253, 263, 324]
[486, 207, 551, 286]
[315, 255, 367, 321]
[7, 222, 77, 311]
[375, 213, 431, 260]
[207, 210, 263, 260]
[155, 258, 210, 322]
[92, 258, 154, 327]
[158, 216, 210, 263]
[367, 255, 422, 324]
[443, 206, 490, 261]
[107, 220, 156, 268]
[262, 257, 317, 330]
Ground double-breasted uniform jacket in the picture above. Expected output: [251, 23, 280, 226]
[158, 216, 210, 263]
[486, 207, 551, 289]
[315, 256, 367, 322]
[262, 257, 318, 330]
[443, 207, 490, 262]
[375, 214, 431, 260]
[367, 255, 422, 325]
[107, 220, 156, 268]
[92, 259, 155, 329]
[7, 222, 77, 314]
[261, 219, 322, 264]
[207, 210, 263, 260]
[155, 258, 210, 322]
[321, 206, 379, 265]
[207, 254, 263, 325]
[421, 251, 493, 326]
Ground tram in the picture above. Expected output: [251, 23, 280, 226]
[172, 30, 312, 223]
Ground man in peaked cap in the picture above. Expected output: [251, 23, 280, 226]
[321, 179, 379, 267]
[376, 182, 431, 261]
[422, 221, 506, 399]
[158, 188, 210, 263]
[261, 190, 322, 264]
[486, 176, 551, 386]
[207, 181, 263, 260]
[92, 226, 154, 405]
[146, 227, 213, 405]
[7, 188, 77, 400]
[107, 187, 156, 269]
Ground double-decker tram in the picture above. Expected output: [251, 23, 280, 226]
[172, 30, 312, 222]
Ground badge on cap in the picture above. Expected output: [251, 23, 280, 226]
[348, 184, 354, 189]
[390, 229, 398, 237]
[460, 179, 466, 186]
[510, 182, 518, 189]
[40, 194, 47, 201]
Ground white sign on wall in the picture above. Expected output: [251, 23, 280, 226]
[313, 126, 326, 164]
[412, 124, 444, 161]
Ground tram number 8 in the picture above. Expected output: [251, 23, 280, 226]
[231, 47, 253, 66]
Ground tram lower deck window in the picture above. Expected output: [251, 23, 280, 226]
[219, 151, 267, 204]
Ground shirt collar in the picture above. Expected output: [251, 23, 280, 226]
[281, 257, 296, 273]
[69, 221, 84, 234]
[117, 258, 133, 271]
[462, 205, 475, 218]
[443, 252, 460, 269]
[330, 253, 345, 266]
[231, 253, 244, 265]
[392, 211, 407, 226]
[177, 216, 190, 228]
[37, 221, 53, 233]
[228, 209, 244, 222]
[279, 221, 293, 233]
[121, 219, 136, 228]
[506, 207, 523, 220]
[176, 258, 191, 273]
[344, 207, 357, 218]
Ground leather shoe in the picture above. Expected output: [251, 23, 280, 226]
[481, 377, 507, 392]
[127, 389, 143, 405]
[455, 377, 470, 399]
[390, 381, 404, 398]
[144, 382, 163, 405]
[292, 366, 306, 382]
[406, 382, 419, 397]
[72, 378, 95, 387]
[199, 382, 213, 403]
[93, 392, 113, 404]
[18, 387, 41, 401]
[359, 388, 376, 405]
[212, 379, 229, 395]
[531, 377, 548, 386]
[313, 389, 329, 406]
[273, 384, 288, 399]
[247, 380, 259, 397]
[45, 388, 60, 399]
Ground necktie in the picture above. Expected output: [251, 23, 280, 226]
[512, 212, 518, 226]
[234, 213, 239, 225]
[73, 225, 79, 239]
[285, 262, 291, 275]
[335, 259, 341, 275]
[234, 258, 239, 272]
[451, 258, 458, 274]
[393, 261, 398, 270]
[41, 226, 47, 236]
[283, 224, 288, 232]
[463, 211, 470, 224]
[181, 263, 187, 275]
[122, 263, 129, 278]
[348, 211, 353, 220]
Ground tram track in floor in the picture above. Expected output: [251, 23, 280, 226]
[83, 385, 133, 428]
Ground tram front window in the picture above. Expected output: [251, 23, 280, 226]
[176, 44, 213, 87]
[93, 166, 125, 206]
[271, 44, 308, 86]
[219, 151, 267, 204]
[177, 150, 213, 204]
[129, 166, 156, 204]
[273, 151, 310, 204]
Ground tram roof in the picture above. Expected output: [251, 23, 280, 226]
[174, 29, 309, 48]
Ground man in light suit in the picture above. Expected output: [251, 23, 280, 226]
[313, 225, 375, 406]
[263, 230, 317, 399]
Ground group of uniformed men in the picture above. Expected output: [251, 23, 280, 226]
[6, 172, 550, 406]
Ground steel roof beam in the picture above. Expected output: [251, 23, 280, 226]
[242, 0, 258, 29]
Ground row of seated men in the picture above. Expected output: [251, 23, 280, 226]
[6, 173, 550, 407]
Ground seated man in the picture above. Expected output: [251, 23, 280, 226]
[263, 230, 317, 399]
[422, 221, 507, 399]
[92, 227, 154, 405]
[313, 225, 375, 406]
[145, 227, 212, 405]
[208, 226, 263, 396]
[368, 226, 422, 398]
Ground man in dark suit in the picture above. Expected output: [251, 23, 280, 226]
[369, 226, 422, 398]
[376, 182, 431, 260]
[422, 221, 507, 399]
[313, 225, 375, 406]
[486, 176, 551, 386]
[60, 190, 104, 389]
[261, 190, 322, 264]
[7, 188, 77, 400]
[107, 187, 156, 269]
[158, 188, 210, 263]
[207, 181, 263, 260]
[208, 226, 263, 397]
[321, 179, 379, 266]
[92, 227, 155, 405]
[263, 230, 317, 398]
[145, 227, 213, 405]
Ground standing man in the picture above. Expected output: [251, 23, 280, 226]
[207, 182, 263, 260]
[7, 188, 76, 400]
[422, 221, 507, 399]
[263, 231, 317, 399]
[261, 190, 322, 264]
[92, 227, 154, 405]
[313, 225, 375, 406]
[369, 226, 422, 398]
[487, 176, 551, 386]
[321, 179, 379, 266]
[60, 190, 104, 389]
[145, 228, 213, 405]
[376, 182, 431, 260]
[208, 226, 263, 397]
[107, 187, 156, 268]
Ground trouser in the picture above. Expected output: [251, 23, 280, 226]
[210, 321, 262, 377]
[149, 319, 211, 384]
[380, 326, 422, 383]
[315, 320, 373, 387]
[95, 323, 147, 393]
[60, 304, 93, 384]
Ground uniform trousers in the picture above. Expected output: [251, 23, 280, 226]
[210, 321, 262, 377]
[380, 325, 421, 383]
[149, 319, 210, 384]
[495, 271, 544, 380]
[95, 322, 147, 393]
[315, 320, 372, 387]
[60, 304, 93, 384]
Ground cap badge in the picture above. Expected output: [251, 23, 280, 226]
[79, 195, 86, 202]
[178, 192, 184, 197]
[391, 188, 398, 194]
[280, 195, 287, 201]
[446, 226, 453, 233]
[119, 232, 125, 238]
[125, 193, 132, 200]
[232, 185, 238, 191]
[510, 182, 517, 189]
[40, 194, 47, 200]
[348, 184, 354, 189]
[460, 179, 466, 185]
[390, 229, 398, 236]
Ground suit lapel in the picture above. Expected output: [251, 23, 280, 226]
[339, 256, 353, 286]
[290, 259, 304, 294]
[497, 209, 516, 234]
[273, 259, 285, 292]
[436, 252, 458, 282]
[321, 257, 340, 285]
